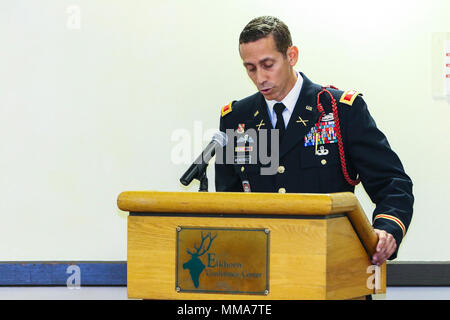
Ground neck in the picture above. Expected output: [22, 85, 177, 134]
[277, 69, 297, 101]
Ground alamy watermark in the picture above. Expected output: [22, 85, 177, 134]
[171, 121, 280, 175]
[66, 265, 81, 289]
[366, 265, 382, 290]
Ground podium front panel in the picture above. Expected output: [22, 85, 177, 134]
[127, 213, 377, 300]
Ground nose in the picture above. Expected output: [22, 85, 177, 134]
[255, 68, 268, 87]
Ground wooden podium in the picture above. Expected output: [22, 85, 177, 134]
[117, 191, 386, 300]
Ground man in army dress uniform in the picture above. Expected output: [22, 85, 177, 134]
[215, 16, 413, 266]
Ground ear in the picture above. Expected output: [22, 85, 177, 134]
[286, 45, 299, 66]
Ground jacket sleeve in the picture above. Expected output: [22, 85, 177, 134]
[214, 115, 243, 192]
[346, 97, 414, 259]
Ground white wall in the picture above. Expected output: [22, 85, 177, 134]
[0, 0, 449, 261]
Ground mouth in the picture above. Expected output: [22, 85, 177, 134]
[260, 87, 272, 95]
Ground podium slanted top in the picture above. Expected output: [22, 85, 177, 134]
[117, 191, 378, 257]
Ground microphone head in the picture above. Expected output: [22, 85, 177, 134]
[212, 131, 228, 147]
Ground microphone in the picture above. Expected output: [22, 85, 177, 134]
[180, 131, 228, 186]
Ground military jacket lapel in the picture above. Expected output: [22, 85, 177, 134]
[248, 97, 271, 133]
[279, 74, 321, 159]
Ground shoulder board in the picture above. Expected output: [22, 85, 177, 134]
[221, 101, 233, 117]
[339, 89, 361, 106]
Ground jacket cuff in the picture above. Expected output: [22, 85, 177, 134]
[372, 214, 406, 260]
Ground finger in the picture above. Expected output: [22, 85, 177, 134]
[373, 250, 387, 265]
[372, 236, 384, 264]
[384, 238, 397, 260]
[376, 231, 387, 252]
[372, 250, 385, 264]
[377, 239, 397, 265]
[371, 254, 380, 265]
[373, 246, 389, 265]
[374, 250, 389, 265]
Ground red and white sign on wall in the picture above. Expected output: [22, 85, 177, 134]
[446, 41, 450, 95]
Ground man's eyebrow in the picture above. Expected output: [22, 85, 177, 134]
[243, 58, 275, 67]
[259, 57, 275, 64]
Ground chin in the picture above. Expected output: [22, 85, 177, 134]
[263, 93, 277, 101]
[260, 91, 274, 100]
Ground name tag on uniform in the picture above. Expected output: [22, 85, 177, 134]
[234, 155, 252, 164]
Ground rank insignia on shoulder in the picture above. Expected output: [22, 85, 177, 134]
[339, 89, 360, 106]
[221, 102, 233, 117]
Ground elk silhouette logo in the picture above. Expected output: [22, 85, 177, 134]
[183, 232, 217, 288]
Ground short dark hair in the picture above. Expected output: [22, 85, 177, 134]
[239, 16, 292, 56]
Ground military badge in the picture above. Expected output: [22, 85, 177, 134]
[221, 102, 233, 117]
[235, 146, 253, 152]
[296, 116, 309, 127]
[236, 123, 245, 134]
[256, 119, 265, 131]
[304, 128, 316, 147]
[237, 134, 254, 144]
[339, 89, 360, 106]
[316, 121, 337, 144]
[304, 120, 338, 147]
[316, 146, 329, 156]
[321, 113, 334, 122]
[242, 180, 251, 192]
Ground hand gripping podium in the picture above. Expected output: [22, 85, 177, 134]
[117, 191, 386, 300]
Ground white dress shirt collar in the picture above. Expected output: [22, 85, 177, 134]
[265, 71, 303, 128]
